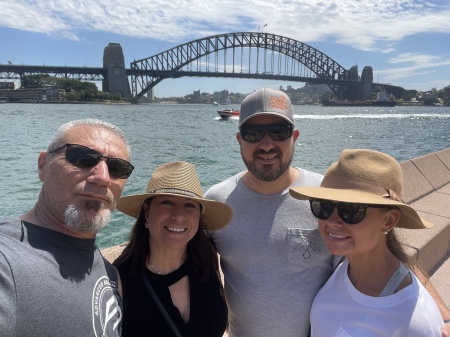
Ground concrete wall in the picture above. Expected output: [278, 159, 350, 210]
[398, 148, 450, 274]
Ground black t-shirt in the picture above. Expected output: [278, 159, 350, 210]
[117, 258, 227, 337]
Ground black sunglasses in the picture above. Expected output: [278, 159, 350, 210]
[49, 143, 134, 179]
[240, 123, 293, 143]
[309, 198, 386, 225]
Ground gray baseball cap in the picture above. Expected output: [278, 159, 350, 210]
[239, 88, 295, 128]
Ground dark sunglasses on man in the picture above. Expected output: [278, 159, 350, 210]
[49, 143, 134, 179]
[239, 123, 293, 143]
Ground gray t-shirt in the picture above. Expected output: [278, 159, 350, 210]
[206, 168, 333, 337]
[0, 218, 122, 337]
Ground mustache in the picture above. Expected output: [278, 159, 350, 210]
[75, 187, 115, 204]
[253, 148, 281, 158]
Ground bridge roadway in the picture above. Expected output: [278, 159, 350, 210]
[102, 147, 450, 313]
[0, 65, 356, 84]
[0, 64, 106, 81]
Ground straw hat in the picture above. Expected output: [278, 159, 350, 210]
[289, 149, 433, 229]
[117, 161, 233, 230]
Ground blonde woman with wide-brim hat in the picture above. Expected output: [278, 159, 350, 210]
[114, 161, 232, 337]
[290, 149, 443, 337]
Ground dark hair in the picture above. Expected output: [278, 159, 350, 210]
[113, 197, 219, 281]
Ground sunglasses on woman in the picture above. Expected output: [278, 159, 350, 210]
[239, 123, 293, 143]
[309, 198, 387, 225]
[49, 143, 134, 179]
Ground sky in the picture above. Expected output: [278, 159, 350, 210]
[1, 0, 450, 98]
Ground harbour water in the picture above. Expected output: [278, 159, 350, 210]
[1, 103, 449, 249]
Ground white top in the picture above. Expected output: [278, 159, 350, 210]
[310, 259, 444, 337]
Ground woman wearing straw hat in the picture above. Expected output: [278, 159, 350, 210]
[113, 161, 232, 337]
[289, 149, 444, 336]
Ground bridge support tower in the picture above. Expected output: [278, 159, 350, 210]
[361, 66, 374, 100]
[102, 43, 131, 98]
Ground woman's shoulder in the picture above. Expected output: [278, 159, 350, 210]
[115, 257, 135, 279]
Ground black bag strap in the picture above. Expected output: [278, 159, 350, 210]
[141, 274, 184, 337]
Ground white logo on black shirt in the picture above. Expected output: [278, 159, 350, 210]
[92, 276, 122, 336]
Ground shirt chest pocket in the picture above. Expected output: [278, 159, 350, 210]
[286, 228, 329, 267]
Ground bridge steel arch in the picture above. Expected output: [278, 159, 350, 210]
[130, 32, 360, 100]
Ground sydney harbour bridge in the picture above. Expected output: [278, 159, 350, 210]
[0, 32, 388, 101]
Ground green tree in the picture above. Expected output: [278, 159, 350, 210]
[402, 90, 417, 102]
[21, 74, 54, 87]
[423, 97, 439, 106]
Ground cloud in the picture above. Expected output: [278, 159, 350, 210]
[375, 52, 450, 80]
[388, 53, 444, 65]
[1, 0, 450, 52]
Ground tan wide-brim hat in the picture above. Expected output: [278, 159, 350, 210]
[289, 149, 433, 229]
[117, 161, 233, 230]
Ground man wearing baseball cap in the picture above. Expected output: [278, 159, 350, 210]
[205, 87, 450, 337]
[205, 88, 327, 337]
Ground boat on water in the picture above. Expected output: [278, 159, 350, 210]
[217, 109, 240, 119]
[322, 89, 396, 107]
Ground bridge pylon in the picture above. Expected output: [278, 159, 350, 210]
[102, 43, 131, 98]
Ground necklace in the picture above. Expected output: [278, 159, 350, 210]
[148, 264, 162, 275]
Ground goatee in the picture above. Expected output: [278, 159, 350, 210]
[242, 148, 293, 182]
[65, 200, 111, 232]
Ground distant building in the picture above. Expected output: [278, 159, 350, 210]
[0, 85, 65, 102]
[213, 91, 221, 102]
[0, 82, 14, 90]
[220, 89, 229, 100]
[424, 92, 438, 100]
[149, 87, 154, 101]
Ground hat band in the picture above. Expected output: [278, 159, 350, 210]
[146, 188, 202, 199]
[321, 176, 403, 202]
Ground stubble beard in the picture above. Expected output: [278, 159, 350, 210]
[242, 147, 294, 182]
[65, 200, 111, 232]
